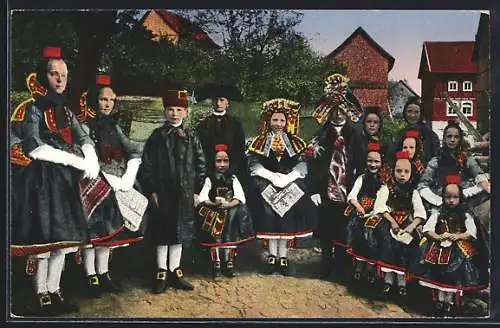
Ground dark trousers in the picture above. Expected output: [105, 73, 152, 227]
[315, 199, 348, 259]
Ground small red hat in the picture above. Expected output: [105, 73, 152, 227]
[162, 90, 188, 108]
[96, 75, 111, 86]
[367, 143, 381, 153]
[214, 144, 228, 153]
[445, 175, 461, 185]
[404, 130, 420, 139]
[395, 151, 410, 160]
[42, 47, 61, 59]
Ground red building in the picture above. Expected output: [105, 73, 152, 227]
[326, 27, 395, 113]
[418, 41, 478, 140]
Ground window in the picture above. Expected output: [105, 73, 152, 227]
[448, 81, 458, 91]
[447, 100, 473, 117]
[463, 81, 472, 91]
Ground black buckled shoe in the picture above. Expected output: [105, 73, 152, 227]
[212, 261, 222, 279]
[443, 303, 455, 317]
[36, 292, 56, 316]
[223, 261, 235, 278]
[434, 301, 445, 317]
[49, 290, 79, 314]
[396, 286, 408, 305]
[152, 269, 168, 294]
[380, 283, 392, 300]
[87, 274, 102, 298]
[265, 255, 277, 275]
[353, 271, 362, 282]
[279, 257, 290, 276]
[169, 268, 194, 291]
[99, 272, 123, 293]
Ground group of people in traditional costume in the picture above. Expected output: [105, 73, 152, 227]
[10, 47, 490, 318]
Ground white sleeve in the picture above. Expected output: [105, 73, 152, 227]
[347, 174, 364, 203]
[464, 212, 477, 240]
[412, 190, 427, 221]
[232, 176, 246, 204]
[198, 177, 212, 203]
[422, 209, 439, 233]
[373, 185, 390, 214]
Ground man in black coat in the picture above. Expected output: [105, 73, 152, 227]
[139, 89, 206, 293]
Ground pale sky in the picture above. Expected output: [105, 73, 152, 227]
[294, 10, 483, 95]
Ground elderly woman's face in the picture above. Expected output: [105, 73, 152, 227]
[46, 59, 68, 94]
[405, 104, 421, 125]
[270, 112, 286, 134]
[364, 113, 380, 136]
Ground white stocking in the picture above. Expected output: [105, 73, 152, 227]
[384, 271, 395, 285]
[396, 273, 406, 287]
[47, 250, 66, 293]
[33, 253, 49, 294]
[278, 239, 288, 258]
[83, 248, 96, 276]
[268, 239, 278, 257]
[156, 245, 168, 270]
[95, 246, 110, 275]
[168, 244, 182, 271]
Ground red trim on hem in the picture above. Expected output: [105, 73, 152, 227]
[332, 240, 350, 249]
[414, 275, 488, 292]
[92, 236, 144, 248]
[11, 241, 83, 257]
[256, 229, 313, 238]
[90, 226, 126, 243]
[200, 236, 255, 248]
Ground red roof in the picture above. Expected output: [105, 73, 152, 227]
[326, 27, 395, 72]
[419, 41, 477, 78]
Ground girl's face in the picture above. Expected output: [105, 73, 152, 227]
[444, 184, 460, 208]
[214, 151, 229, 173]
[444, 127, 461, 149]
[164, 106, 187, 124]
[98, 87, 116, 115]
[405, 104, 421, 125]
[402, 137, 417, 160]
[394, 159, 411, 184]
[270, 112, 286, 134]
[364, 113, 380, 136]
[366, 151, 382, 173]
[46, 59, 68, 94]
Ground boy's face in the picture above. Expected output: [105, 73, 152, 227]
[98, 87, 116, 116]
[444, 184, 460, 208]
[164, 106, 187, 124]
[394, 158, 411, 184]
[366, 151, 382, 173]
[402, 137, 416, 160]
[215, 151, 229, 173]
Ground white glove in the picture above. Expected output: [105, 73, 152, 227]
[81, 143, 100, 179]
[29, 144, 86, 171]
[419, 187, 442, 207]
[120, 158, 142, 191]
[102, 172, 123, 192]
[311, 194, 322, 206]
[463, 185, 483, 198]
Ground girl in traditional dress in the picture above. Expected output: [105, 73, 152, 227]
[78, 74, 144, 298]
[417, 175, 485, 316]
[197, 144, 255, 279]
[344, 142, 384, 284]
[247, 98, 315, 276]
[373, 151, 426, 303]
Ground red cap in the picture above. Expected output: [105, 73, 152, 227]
[445, 175, 461, 185]
[395, 151, 410, 160]
[214, 144, 228, 153]
[96, 75, 111, 86]
[367, 143, 381, 153]
[43, 47, 61, 59]
[404, 130, 420, 139]
[162, 90, 188, 108]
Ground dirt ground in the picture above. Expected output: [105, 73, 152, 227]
[9, 239, 489, 320]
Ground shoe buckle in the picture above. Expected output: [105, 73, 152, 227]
[214, 261, 221, 269]
[226, 261, 234, 269]
[156, 271, 167, 280]
[175, 269, 183, 278]
[280, 258, 288, 266]
[90, 275, 99, 285]
[39, 294, 51, 306]
[268, 257, 276, 265]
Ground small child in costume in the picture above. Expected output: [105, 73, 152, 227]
[197, 144, 255, 279]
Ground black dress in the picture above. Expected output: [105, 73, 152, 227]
[11, 92, 91, 256]
[197, 173, 255, 247]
